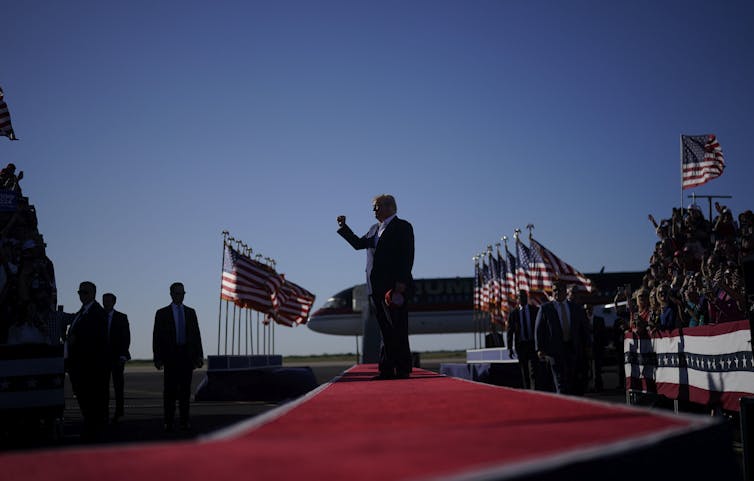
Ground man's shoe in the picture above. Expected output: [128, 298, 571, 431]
[395, 372, 410, 379]
[372, 372, 395, 380]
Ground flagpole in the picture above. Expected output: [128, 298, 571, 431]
[267, 257, 277, 354]
[502, 236, 510, 323]
[243, 243, 252, 355]
[225, 234, 237, 355]
[479, 251, 486, 348]
[472, 255, 479, 350]
[680, 134, 684, 208]
[217, 231, 229, 354]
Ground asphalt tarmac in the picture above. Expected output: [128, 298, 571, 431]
[0, 362, 650, 452]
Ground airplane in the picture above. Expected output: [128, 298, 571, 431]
[307, 272, 644, 336]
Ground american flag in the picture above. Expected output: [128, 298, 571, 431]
[221, 244, 282, 313]
[479, 258, 491, 312]
[487, 251, 501, 308]
[531, 238, 592, 292]
[473, 258, 482, 311]
[273, 276, 316, 326]
[514, 239, 530, 293]
[681, 134, 725, 190]
[0, 87, 18, 140]
[503, 247, 517, 308]
[517, 238, 552, 292]
[496, 249, 511, 316]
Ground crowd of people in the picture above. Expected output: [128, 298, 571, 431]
[619, 202, 752, 335]
[0, 163, 58, 346]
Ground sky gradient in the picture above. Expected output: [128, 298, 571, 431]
[3, 0, 753, 359]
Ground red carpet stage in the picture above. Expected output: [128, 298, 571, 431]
[0, 365, 739, 481]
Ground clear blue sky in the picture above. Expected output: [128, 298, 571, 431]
[2, 1, 753, 359]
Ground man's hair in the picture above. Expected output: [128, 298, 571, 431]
[170, 282, 184, 292]
[103, 292, 116, 302]
[373, 194, 397, 212]
[80, 281, 96, 294]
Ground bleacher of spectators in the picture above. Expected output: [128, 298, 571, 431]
[0, 163, 59, 345]
[617, 202, 753, 334]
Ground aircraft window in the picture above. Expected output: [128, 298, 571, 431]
[322, 297, 348, 309]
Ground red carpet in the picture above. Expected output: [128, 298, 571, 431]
[0, 365, 736, 481]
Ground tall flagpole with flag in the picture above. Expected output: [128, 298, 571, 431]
[680, 134, 725, 204]
[218, 231, 229, 354]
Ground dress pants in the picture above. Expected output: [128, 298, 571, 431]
[109, 359, 126, 417]
[548, 342, 578, 395]
[371, 294, 412, 376]
[514, 340, 537, 389]
[163, 346, 194, 426]
[69, 367, 109, 438]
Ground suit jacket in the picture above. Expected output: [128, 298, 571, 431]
[506, 304, 539, 349]
[108, 310, 131, 361]
[534, 300, 590, 361]
[338, 216, 414, 297]
[67, 301, 109, 375]
[153, 304, 204, 368]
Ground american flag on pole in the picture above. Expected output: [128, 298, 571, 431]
[221, 244, 282, 313]
[487, 251, 501, 309]
[473, 258, 482, 311]
[503, 247, 517, 308]
[272, 276, 316, 326]
[0, 87, 18, 141]
[681, 134, 725, 190]
[480, 258, 491, 312]
[531, 238, 592, 292]
[496, 249, 512, 316]
[514, 239, 530, 294]
[517, 238, 552, 292]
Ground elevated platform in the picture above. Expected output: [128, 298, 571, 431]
[0, 365, 740, 480]
[440, 348, 522, 387]
[196, 355, 316, 402]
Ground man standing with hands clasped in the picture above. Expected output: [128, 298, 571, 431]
[337, 194, 415, 380]
[103, 292, 130, 423]
[153, 282, 204, 432]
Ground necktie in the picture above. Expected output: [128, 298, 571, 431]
[176, 307, 186, 345]
[559, 302, 570, 341]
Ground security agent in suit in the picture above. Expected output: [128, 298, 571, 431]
[534, 281, 590, 395]
[506, 290, 539, 390]
[337, 194, 415, 380]
[585, 304, 606, 392]
[103, 292, 130, 423]
[153, 282, 204, 431]
[66, 281, 109, 439]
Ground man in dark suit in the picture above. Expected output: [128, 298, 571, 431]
[534, 281, 590, 395]
[153, 282, 204, 431]
[585, 304, 606, 392]
[506, 290, 539, 390]
[65, 281, 109, 439]
[103, 292, 130, 423]
[337, 194, 415, 380]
